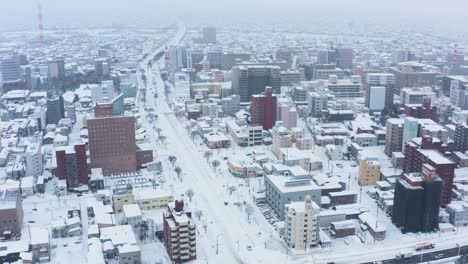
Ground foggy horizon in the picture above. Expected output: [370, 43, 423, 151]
[1, 0, 468, 34]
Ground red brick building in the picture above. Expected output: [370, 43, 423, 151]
[56, 143, 89, 188]
[404, 137, 455, 207]
[250, 86, 277, 130]
[163, 200, 196, 263]
[88, 115, 137, 174]
[404, 97, 437, 122]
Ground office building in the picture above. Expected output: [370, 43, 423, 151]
[206, 47, 223, 70]
[284, 196, 320, 250]
[449, 78, 468, 110]
[56, 144, 89, 188]
[317, 49, 337, 65]
[231, 65, 281, 102]
[384, 118, 404, 157]
[402, 117, 419, 151]
[389, 62, 439, 93]
[163, 200, 196, 263]
[202, 26, 216, 44]
[226, 120, 263, 147]
[168, 46, 188, 70]
[276, 47, 293, 65]
[88, 115, 137, 174]
[325, 75, 362, 98]
[336, 48, 353, 70]
[365, 73, 396, 111]
[281, 70, 302, 86]
[400, 87, 436, 105]
[1, 55, 21, 82]
[47, 58, 65, 79]
[251, 86, 277, 130]
[46, 96, 65, 125]
[94, 58, 110, 79]
[392, 164, 442, 233]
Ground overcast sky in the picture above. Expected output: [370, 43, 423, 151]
[0, 0, 467, 33]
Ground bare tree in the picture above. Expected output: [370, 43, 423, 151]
[194, 210, 203, 220]
[245, 204, 254, 223]
[168, 155, 177, 167]
[204, 150, 213, 162]
[190, 130, 198, 141]
[185, 188, 194, 202]
[159, 135, 167, 145]
[228, 186, 237, 195]
[211, 160, 220, 173]
[174, 166, 182, 180]
[155, 128, 162, 138]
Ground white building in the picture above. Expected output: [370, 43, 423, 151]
[173, 72, 191, 104]
[91, 81, 114, 103]
[368, 86, 386, 111]
[307, 92, 327, 117]
[284, 196, 320, 250]
[400, 87, 436, 105]
[122, 204, 142, 228]
[25, 142, 43, 177]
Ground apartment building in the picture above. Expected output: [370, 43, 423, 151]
[284, 196, 320, 250]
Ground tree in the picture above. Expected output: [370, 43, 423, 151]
[155, 128, 162, 138]
[190, 130, 198, 141]
[174, 166, 182, 180]
[245, 204, 254, 223]
[185, 188, 194, 202]
[168, 155, 177, 167]
[204, 150, 213, 162]
[228, 186, 237, 195]
[211, 160, 220, 173]
[159, 135, 167, 145]
[194, 210, 203, 220]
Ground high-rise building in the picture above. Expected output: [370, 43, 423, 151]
[317, 49, 337, 65]
[47, 58, 65, 79]
[391, 50, 415, 64]
[384, 118, 404, 157]
[221, 95, 240, 116]
[46, 96, 65, 125]
[336, 48, 353, 70]
[206, 47, 223, 70]
[88, 115, 137, 174]
[202, 26, 216, 44]
[1, 55, 21, 82]
[449, 79, 468, 110]
[368, 86, 386, 111]
[168, 46, 188, 70]
[231, 65, 281, 102]
[402, 117, 419, 151]
[25, 141, 43, 177]
[455, 123, 468, 152]
[251, 86, 277, 130]
[404, 137, 456, 207]
[163, 200, 196, 263]
[365, 73, 396, 111]
[56, 144, 89, 188]
[306, 91, 327, 117]
[94, 58, 110, 79]
[392, 164, 442, 233]
[91, 80, 114, 103]
[284, 196, 320, 250]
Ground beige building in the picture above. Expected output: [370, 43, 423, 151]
[112, 185, 173, 213]
[384, 118, 404, 157]
[284, 196, 320, 250]
[359, 159, 381, 186]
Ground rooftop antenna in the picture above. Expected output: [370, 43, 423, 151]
[38, 3, 44, 44]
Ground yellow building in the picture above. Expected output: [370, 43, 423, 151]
[359, 159, 381, 186]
